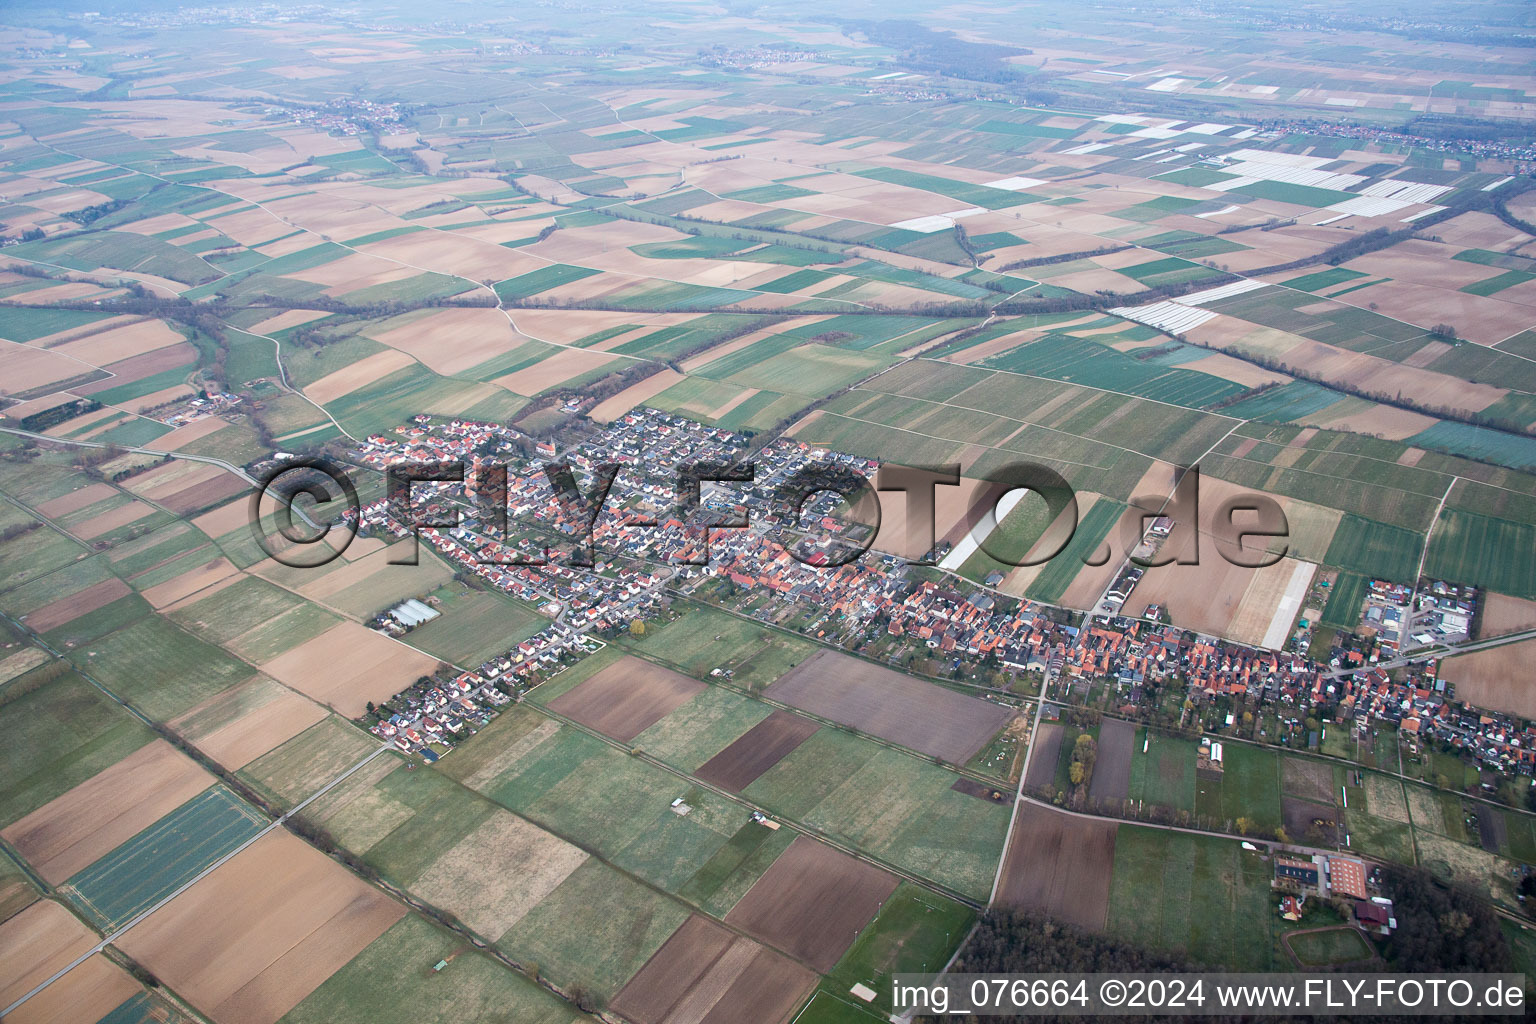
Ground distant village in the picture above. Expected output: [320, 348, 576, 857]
[324, 409, 1536, 785]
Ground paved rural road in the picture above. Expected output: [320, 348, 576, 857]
[0, 425, 255, 481]
[988, 665, 1056, 905]
[0, 743, 394, 1019]
[1320, 625, 1536, 678]
[0, 425, 327, 530]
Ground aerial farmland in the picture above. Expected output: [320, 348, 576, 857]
[0, 0, 1534, 1021]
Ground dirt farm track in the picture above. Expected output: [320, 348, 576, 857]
[995, 802, 1116, 932]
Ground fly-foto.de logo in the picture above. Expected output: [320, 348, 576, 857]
[250, 456, 1289, 574]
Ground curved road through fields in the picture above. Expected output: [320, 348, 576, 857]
[0, 424, 326, 530]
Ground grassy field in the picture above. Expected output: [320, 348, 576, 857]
[743, 731, 1010, 901]
[456, 705, 744, 891]
[1344, 809, 1416, 866]
[73, 614, 251, 720]
[620, 603, 819, 691]
[0, 527, 87, 594]
[0, 671, 155, 828]
[240, 716, 378, 810]
[1195, 743, 1283, 832]
[1106, 826, 1277, 969]
[674, 819, 796, 918]
[1288, 926, 1373, 965]
[166, 575, 308, 646]
[225, 602, 343, 662]
[353, 763, 499, 884]
[282, 913, 582, 1024]
[822, 882, 975, 1015]
[497, 857, 690, 1004]
[493, 727, 687, 856]
[1127, 730, 1197, 812]
[629, 685, 772, 772]
[404, 585, 548, 667]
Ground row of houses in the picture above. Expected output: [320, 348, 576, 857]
[369, 670, 511, 758]
[341, 411, 1536, 778]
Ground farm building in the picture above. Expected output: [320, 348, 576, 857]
[1197, 737, 1224, 779]
[1354, 900, 1395, 935]
[390, 599, 440, 627]
[1326, 856, 1369, 900]
[1274, 854, 1320, 888]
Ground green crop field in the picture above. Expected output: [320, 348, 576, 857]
[42, 593, 152, 649]
[493, 263, 600, 300]
[783, 314, 947, 350]
[1117, 256, 1223, 288]
[1322, 514, 1425, 582]
[126, 544, 227, 592]
[1232, 180, 1358, 207]
[1320, 572, 1368, 628]
[61, 785, 265, 930]
[1425, 509, 1536, 598]
[979, 334, 1245, 409]
[1107, 826, 1278, 969]
[1222, 382, 1345, 423]
[1282, 267, 1368, 292]
[1461, 270, 1536, 296]
[0, 306, 116, 342]
[1410, 422, 1536, 472]
[853, 167, 1040, 209]
[724, 343, 890, 396]
[1026, 499, 1126, 604]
